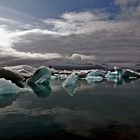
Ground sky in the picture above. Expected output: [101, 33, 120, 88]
[0, 0, 140, 67]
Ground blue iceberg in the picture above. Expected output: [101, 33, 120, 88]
[27, 66, 51, 85]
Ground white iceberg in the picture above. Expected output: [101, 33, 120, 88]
[62, 72, 78, 96]
[62, 72, 78, 87]
[86, 76, 103, 84]
[84, 69, 105, 84]
[87, 69, 106, 77]
[0, 79, 20, 94]
[105, 66, 125, 81]
[51, 74, 68, 80]
[105, 71, 119, 79]
[0, 80, 20, 108]
[58, 74, 68, 80]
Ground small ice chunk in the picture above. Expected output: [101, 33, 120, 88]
[87, 70, 106, 77]
[86, 76, 103, 84]
[51, 74, 68, 80]
[59, 74, 68, 80]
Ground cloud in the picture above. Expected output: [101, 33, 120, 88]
[114, 0, 140, 19]
[44, 11, 128, 35]
[0, 3, 140, 67]
[0, 17, 19, 24]
[0, 26, 64, 61]
[0, 25, 96, 65]
[0, 48, 63, 60]
[68, 54, 95, 61]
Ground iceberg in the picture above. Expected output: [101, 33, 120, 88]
[114, 66, 125, 76]
[105, 71, 119, 80]
[1, 64, 139, 96]
[85, 69, 105, 84]
[27, 66, 52, 98]
[0, 79, 20, 94]
[86, 76, 103, 84]
[105, 66, 140, 84]
[27, 66, 51, 85]
[122, 69, 140, 78]
[62, 72, 78, 87]
[62, 72, 78, 96]
[58, 74, 68, 80]
[51, 74, 68, 80]
[87, 70, 106, 77]
[114, 66, 140, 79]
[0, 79, 19, 108]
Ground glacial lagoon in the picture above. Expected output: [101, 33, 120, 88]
[0, 77, 140, 140]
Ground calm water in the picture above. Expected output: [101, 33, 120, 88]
[0, 79, 140, 140]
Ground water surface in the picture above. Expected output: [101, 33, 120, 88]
[0, 79, 140, 140]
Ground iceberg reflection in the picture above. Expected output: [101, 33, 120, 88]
[62, 82, 77, 96]
[27, 82, 51, 98]
[0, 93, 18, 108]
